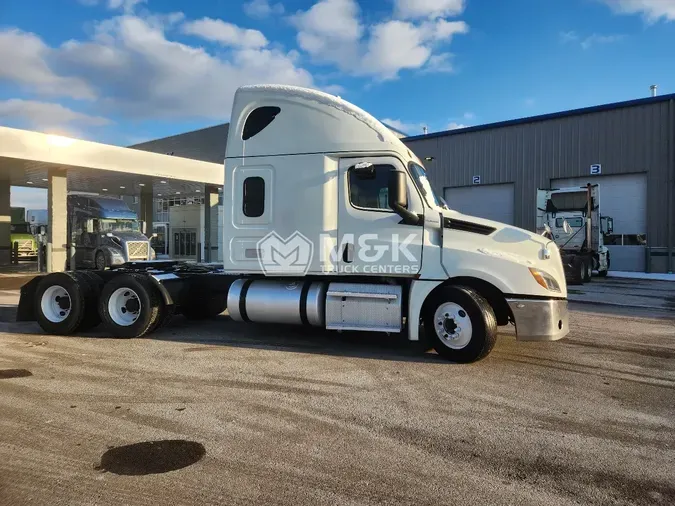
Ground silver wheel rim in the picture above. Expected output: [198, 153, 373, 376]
[587, 263, 592, 278]
[41, 285, 71, 323]
[433, 302, 473, 350]
[108, 287, 141, 326]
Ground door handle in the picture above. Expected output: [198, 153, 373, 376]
[342, 243, 353, 263]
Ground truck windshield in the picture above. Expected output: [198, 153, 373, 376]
[99, 219, 140, 232]
[409, 162, 444, 208]
[11, 224, 31, 234]
[556, 217, 583, 228]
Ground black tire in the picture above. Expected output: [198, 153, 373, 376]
[423, 286, 498, 363]
[583, 258, 592, 283]
[568, 257, 585, 285]
[180, 294, 227, 320]
[34, 272, 87, 335]
[73, 271, 103, 332]
[99, 274, 161, 338]
[95, 251, 107, 271]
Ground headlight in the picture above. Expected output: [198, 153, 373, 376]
[529, 268, 561, 293]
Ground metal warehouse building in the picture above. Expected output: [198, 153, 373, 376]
[131, 94, 674, 274]
[404, 93, 675, 274]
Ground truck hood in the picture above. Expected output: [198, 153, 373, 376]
[106, 231, 149, 242]
[441, 209, 567, 297]
[10, 233, 35, 241]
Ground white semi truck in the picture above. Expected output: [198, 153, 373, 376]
[17, 85, 569, 363]
[536, 184, 613, 284]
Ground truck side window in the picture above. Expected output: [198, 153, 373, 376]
[243, 176, 265, 217]
[348, 164, 396, 211]
[242, 106, 281, 140]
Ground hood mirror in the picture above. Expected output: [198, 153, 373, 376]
[106, 232, 114, 238]
[562, 220, 573, 235]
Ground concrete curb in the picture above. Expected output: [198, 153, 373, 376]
[567, 296, 669, 311]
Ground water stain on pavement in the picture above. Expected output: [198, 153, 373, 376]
[0, 369, 32, 379]
[97, 440, 206, 476]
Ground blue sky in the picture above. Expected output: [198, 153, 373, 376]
[1, 0, 674, 207]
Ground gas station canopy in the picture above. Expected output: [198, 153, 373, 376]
[0, 126, 223, 197]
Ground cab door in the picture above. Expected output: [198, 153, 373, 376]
[337, 156, 424, 277]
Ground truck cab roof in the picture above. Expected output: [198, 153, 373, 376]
[226, 85, 406, 159]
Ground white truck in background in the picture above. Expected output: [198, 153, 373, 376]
[17, 85, 569, 363]
[537, 184, 614, 284]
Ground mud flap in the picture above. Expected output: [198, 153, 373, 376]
[16, 276, 44, 322]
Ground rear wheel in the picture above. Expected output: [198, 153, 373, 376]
[73, 271, 103, 332]
[99, 274, 161, 338]
[423, 286, 497, 363]
[34, 273, 87, 335]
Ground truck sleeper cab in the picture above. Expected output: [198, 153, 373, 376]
[18, 85, 569, 363]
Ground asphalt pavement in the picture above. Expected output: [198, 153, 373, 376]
[0, 302, 673, 505]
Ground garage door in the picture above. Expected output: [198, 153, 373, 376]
[552, 173, 647, 272]
[444, 184, 515, 225]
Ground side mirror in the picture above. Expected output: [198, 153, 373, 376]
[607, 218, 614, 234]
[388, 171, 419, 225]
[562, 220, 572, 235]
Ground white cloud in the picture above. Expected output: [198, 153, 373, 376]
[181, 18, 268, 48]
[0, 12, 317, 122]
[559, 30, 579, 43]
[292, 0, 469, 79]
[380, 118, 425, 135]
[243, 0, 285, 19]
[395, 0, 466, 19]
[0, 99, 111, 129]
[0, 29, 95, 100]
[580, 33, 624, 49]
[463, 112, 474, 120]
[560, 30, 624, 49]
[78, 0, 146, 12]
[447, 122, 467, 130]
[597, 0, 675, 22]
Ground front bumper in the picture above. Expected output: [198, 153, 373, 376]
[507, 298, 569, 341]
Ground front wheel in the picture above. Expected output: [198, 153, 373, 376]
[583, 258, 592, 283]
[95, 251, 107, 271]
[423, 286, 498, 363]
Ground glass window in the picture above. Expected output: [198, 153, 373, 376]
[409, 162, 443, 208]
[10, 224, 30, 234]
[349, 164, 395, 211]
[556, 217, 584, 228]
[243, 176, 265, 217]
[99, 219, 140, 232]
[243, 106, 281, 140]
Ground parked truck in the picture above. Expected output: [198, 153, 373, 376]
[10, 207, 38, 260]
[536, 184, 613, 284]
[67, 194, 156, 270]
[17, 85, 569, 363]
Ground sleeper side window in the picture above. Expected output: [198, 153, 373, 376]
[243, 176, 265, 217]
[242, 106, 281, 140]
